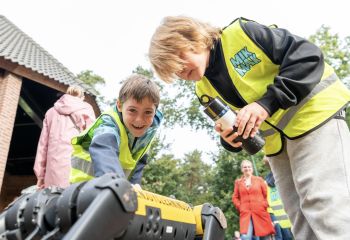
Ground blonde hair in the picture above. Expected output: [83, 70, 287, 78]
[241, 160, 253, 169]
[119, 74, 160, 108]
[148, 16, 221, 83]
[66, 85, 84, 98]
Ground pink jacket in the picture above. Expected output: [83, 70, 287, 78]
[34, 94, 96, 188]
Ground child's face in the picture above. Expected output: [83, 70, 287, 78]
[176, 49, 210, 81]
[117, 97, 156, 137]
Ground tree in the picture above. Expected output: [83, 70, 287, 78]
[309, 26, 350, 82]
[77, 69, 108, 106]
[142, 154, 184, 197]
[160, 80, 213, 133]
[77, 70, 106, 92]
[146, 134, 171, 164]
[132, 65, 154, 79]
[177, 150, 213, 205]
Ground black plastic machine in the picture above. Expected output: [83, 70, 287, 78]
[0, 173, 227, 240]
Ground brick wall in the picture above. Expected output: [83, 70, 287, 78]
[0, 173, 36, 210]
[0, 72, 22, 193]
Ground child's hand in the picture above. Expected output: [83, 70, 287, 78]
[36, 179, 45, 189]
[132, 183, 142, 191]
[215, 124, 242, 148]
[234, 102, 269, 139]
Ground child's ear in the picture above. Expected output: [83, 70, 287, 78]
[116, 100, 122, 112]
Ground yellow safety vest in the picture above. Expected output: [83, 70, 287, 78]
[70, 108, 154, 183]
[267, 186, 292, 229]
[196, 18, 350, 155]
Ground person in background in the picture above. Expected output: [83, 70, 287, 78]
[232, 160, 275, 240]
[148, 15, 350, 239]
[34, 85, 96, 189]
[69, 74, 163, 187]
[264, 157, 293, 240]
[233, 230, 242, 240]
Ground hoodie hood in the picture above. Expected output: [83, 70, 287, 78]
[265, 171, 275, 188]
[54, 94, 90, 115]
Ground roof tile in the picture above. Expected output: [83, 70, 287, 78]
[0, 15, 98, 96]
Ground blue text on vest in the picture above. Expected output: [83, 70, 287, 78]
[230, 47, 261, 77]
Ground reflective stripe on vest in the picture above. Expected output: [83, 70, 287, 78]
[260, 73, 338, 138]
[71, 155, 94, 176]
[195, 18, 350, 155]
[267, 186, 292, 229]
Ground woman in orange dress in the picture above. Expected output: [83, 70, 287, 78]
[232, 160, 275, 240]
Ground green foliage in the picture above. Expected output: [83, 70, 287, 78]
[132, 65, 154, 79]
[253, 152, 270, 178]
[146, 135, 171, 163]
[142, 154, 183, 197]
[309, 26, 350, 80]
[77, 69, 107, 105]
[178, 150, 213, 205]
[142, 150, 213, 207]
[159, 80, 214, 137]
[77, 70, 106, 93]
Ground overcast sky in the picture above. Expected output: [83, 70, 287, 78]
[2, 0, 349, 161]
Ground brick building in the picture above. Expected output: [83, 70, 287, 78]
[0, 15, 101, 209]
